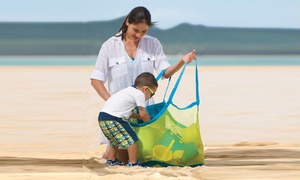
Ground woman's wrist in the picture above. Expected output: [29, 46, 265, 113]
[179, 58, 186, 64]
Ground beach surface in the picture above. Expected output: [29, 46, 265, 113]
[1, 65, 300, 180]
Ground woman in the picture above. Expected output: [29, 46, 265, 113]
[90, 6, 196, 164]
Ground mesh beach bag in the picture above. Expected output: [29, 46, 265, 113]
[131, 61, 204, 167]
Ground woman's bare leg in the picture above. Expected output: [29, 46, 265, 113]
[117, 149, 129, 164]
[102, 145, 109, 159]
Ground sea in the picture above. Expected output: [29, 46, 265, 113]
[0, 55, 299, 66]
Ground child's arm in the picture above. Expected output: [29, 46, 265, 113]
[137, 106, 150, 122]
[129, 112, 140, 119]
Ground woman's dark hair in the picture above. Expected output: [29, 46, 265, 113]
[116, 6, 155, 39]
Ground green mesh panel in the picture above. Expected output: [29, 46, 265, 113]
[133, 103, 204, 167]
[132, 62, 203, 167]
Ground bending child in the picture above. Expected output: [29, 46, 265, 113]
[98, 72, 157, 167]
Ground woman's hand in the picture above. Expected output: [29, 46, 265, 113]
[91, 79, 111, 101]
[164, 49, 197, 78]
[181, 49, 197, 63]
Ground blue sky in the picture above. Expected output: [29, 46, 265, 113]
[1, 0, 299, 29]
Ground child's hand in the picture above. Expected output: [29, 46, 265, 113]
[130, 112, 140, 119]
[138, 107, 150, 122]
[181, 49, 197, 63]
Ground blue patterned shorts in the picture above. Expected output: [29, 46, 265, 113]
[98, 112, 138, 148]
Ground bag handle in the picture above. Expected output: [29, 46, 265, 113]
[195, 60, 200, 105]
[155, 69, 172, 101]
[166, 60, 199, 105]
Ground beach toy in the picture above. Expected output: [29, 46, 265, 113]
[136, 128, 158, 161]
[181, 123, 199, 143]
[153, 140, 175, 161]
[156, 129, 182, 151]
[172, 143, 198, 162]
[173, 150, 184, 160]
[181, 142, 199, 162]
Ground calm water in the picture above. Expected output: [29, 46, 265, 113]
[0, 55, 299, 66]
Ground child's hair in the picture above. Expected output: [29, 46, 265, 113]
[134, 72, 158, 89]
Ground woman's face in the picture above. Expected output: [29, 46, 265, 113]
[126, 20, 149, 42]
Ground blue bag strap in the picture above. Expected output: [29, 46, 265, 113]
[155, 69, 165, 81]
[167, 63, 186, 103]
[155, 69, 171, 101]
[167, 60, 199, 105]
[195, 60, 200, 105]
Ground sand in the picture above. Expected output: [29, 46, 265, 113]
[0, 65, 299, 180]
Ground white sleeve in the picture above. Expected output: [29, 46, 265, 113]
[153, 38, 171, 75]
[135, 93, 146, 108]
[90, 43, 109, 83]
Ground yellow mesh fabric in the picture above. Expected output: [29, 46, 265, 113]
[133, 103, 204, 167]
[132, 62, 203, 167]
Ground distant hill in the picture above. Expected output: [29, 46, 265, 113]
[1, 17, 300, 55]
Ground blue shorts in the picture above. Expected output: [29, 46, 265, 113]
[98, 112, 138, 148]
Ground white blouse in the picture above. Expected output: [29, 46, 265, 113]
[90, 34, 170, 95]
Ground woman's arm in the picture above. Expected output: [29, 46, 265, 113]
[91, 79, 111, 101]
[164, 49, 197, 78]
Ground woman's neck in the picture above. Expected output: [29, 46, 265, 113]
[123, 36, 140, 58]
